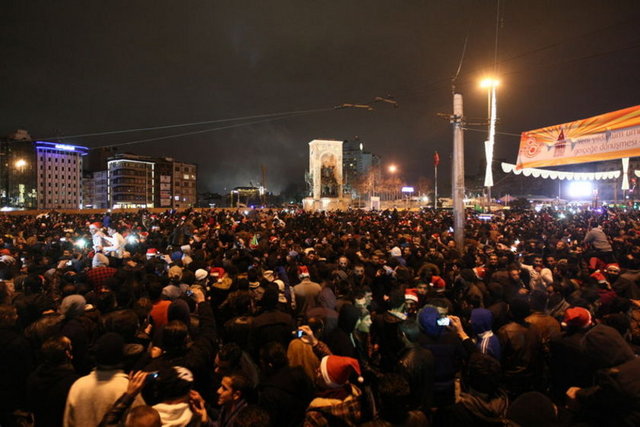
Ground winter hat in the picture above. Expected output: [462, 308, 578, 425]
[582, 323, 635, 368]
[605, 263, 621, 273]
[320, 355, 363, 387]
[180, 245, 191, 254]
[146, 248, 158, 259]
[92, 253, 109, 268]
[418, 306, 444, 337]
[60, 294, 87, 319]
[563, 307, 591, 328]
[94, 332, 125, 367]
[506, 392, 557, 427]
[389, 247, 402, 257]
[195, 269, 208, 282]
[210, 267, 225, 279]
[275, 279, 287, 304]
[404, 288, 419, 303]
[89, 222, 102, 230]
[168, 266, 183, 281]
[473, 266, 486, 280]
[298, 265, 310, 279]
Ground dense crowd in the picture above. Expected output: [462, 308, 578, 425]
[0, 206, 639, 427]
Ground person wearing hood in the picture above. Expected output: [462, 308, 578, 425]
[397, 319, 435, 412]
[416, 306, 466, 408]
[450, 353, 508, 427]
[566, 324, 640, 426]
[470, 308, 501, 361]
[151, 367, 207, 427]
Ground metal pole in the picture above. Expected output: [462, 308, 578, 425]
[452, 93, 465, 250]
[434, 163, 438, 209]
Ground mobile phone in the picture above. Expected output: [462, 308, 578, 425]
[66, 260, 73, 266]
[185, 290, 194, 297]
[437, 317, 450, 326]
[296, 329, 305, 338]
[146, 371, 159, 383]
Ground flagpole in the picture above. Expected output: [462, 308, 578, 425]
[434, 163, 438, 209]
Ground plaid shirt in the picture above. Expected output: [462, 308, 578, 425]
[304, 385, 363, 427]
[87, 266, 118, 289]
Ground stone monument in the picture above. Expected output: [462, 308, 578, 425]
[303, 139, 350, 211]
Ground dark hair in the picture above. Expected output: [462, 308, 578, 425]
[465, 352, 502, 395]
[126, 405, 161, 427]
[259, 341, 288, 372]
[162, 320, 189, 354]
[40, 335, 72, 366]
[377, 373, 411, 424]
[103, 309, 139, 342]
[0, 305, 17, 328]
[228, 373, 254, 402]
[218, 343, 242, 367]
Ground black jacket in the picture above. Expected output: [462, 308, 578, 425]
[26, 363, 79, 427]
[258, 366, 314, 427]
[0, 327, 33, 415]
[397, 344, 435, 410]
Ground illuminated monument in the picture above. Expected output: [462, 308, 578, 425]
[303, 139, 350, 211]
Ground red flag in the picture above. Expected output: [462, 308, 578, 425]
[433, 151, 440, 167]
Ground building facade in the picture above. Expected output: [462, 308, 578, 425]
[103, 154, 197, 209]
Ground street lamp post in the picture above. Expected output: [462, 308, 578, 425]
[388, 164, 397, 202]
[481, 78, 499, 212]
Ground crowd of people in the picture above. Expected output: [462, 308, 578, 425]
[0, 206, 638, 427]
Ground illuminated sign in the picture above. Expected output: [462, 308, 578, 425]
[54, 144, 76, 151]
[401, 186, 415, 193]
[35, 141, 89, 155]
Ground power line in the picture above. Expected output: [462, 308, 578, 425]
[87, 108, 334, 150]
[39, 107, 332, 141]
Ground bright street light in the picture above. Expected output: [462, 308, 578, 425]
[388, 164, 397, 174]
[15, 159, 27, 168]
[480, 78, 500, 88]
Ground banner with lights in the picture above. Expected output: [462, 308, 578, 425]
[501, 163, 620, 180]
[516, 105, 640, 169]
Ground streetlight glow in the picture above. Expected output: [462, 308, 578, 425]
[15, 159, 27, 168]
[480, 78, 500, 88]
[388, 164, 397, 174]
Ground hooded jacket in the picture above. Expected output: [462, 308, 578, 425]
[575, 324, 640, 427]
[26, 363, 79, 427]
[451, 390, 508, 427]
[471, 308, 501, 361]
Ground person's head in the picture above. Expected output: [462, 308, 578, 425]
[259, 341, 288, 374]
[507, 392, 557, 427]
[40, 335, 73, 366]
[316, 355, 362, 389]
[338, 256, 349, 269]
[604, 263, 621, 282]
[215, 343, 243, 376]
[94, 332, 124, 369]
[353, 263, 365, 277]
[508, 266, 521, 282]
[217, 374, 252, 407]
[154, 366, 194, 403]
[488, 254, 499, 267]
[0, 304, 18, 328]
[377, 373, 412, 424]
[161, 320, 189, 355]
[465, 352, 502, 396]
[125, 405, 161, 427]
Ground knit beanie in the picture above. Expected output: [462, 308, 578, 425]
[60, 294, 87, 319]
[92, 253, 109, 268]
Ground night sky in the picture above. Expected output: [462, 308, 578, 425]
[2, 1, 640, 194]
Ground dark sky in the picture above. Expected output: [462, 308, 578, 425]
[2, 1, 640, 194]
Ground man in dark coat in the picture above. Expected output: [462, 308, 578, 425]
[567, 324, 640, 426]
[26, 336, 79, 427]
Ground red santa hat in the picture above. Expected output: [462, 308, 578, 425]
[404, 288, 419, 303]
[320, 355, 363, 388]
[89, 222, 102, 229]
[563, 307, 592, 328]
[605, 263, 621, 273]
[210, 267, 225, 278]
[298, 265, 310, 278]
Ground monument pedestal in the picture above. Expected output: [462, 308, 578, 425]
[303, 196, 351, 211]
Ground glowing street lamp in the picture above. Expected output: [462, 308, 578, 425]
[15, 159, 27, 169]
[480, 77, 500, 211]
[388, 164, 397, 174]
